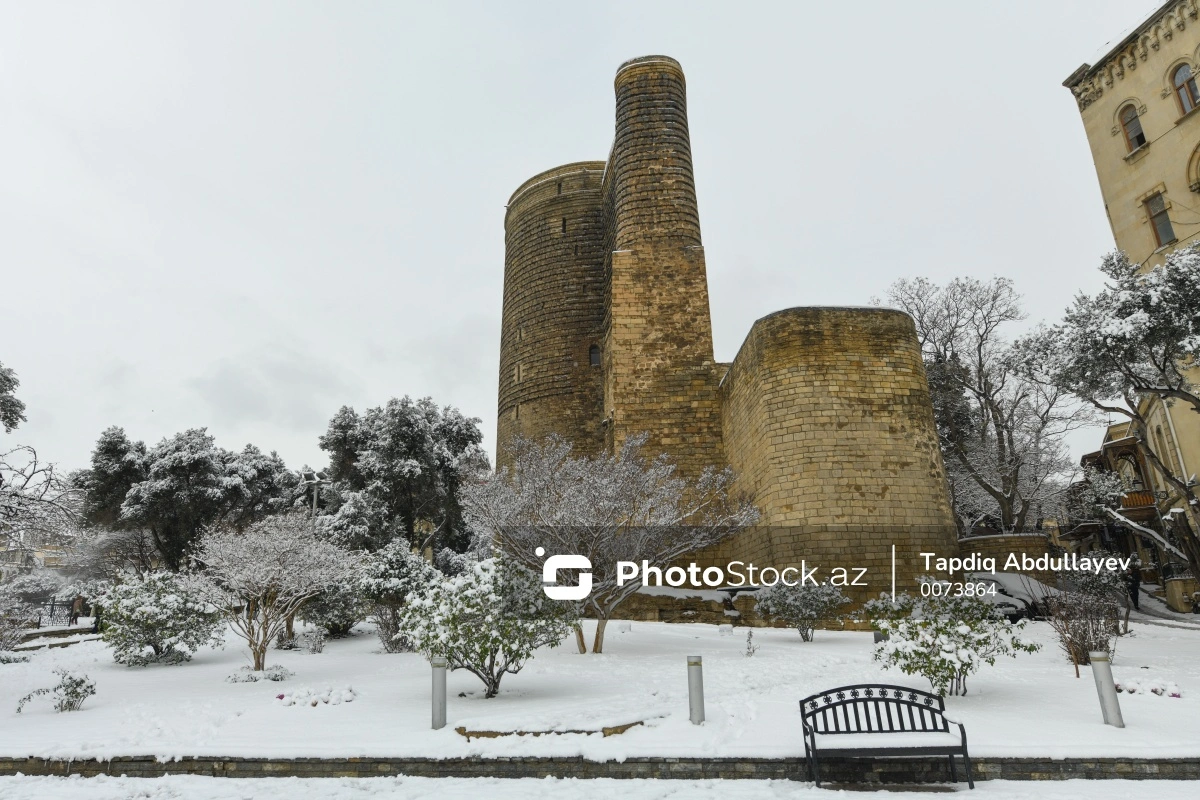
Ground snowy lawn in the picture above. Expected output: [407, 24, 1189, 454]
[1, 776, 1199, 800]
[0, 619, 1197, 761]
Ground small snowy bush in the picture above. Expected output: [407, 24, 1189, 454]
[303, 630, 326, 654]
[226, 664, 293, 683]
[98, 572, 223, 666]
[755, 582, 850, 642]
[0, 587, 36, 653]
[299, 579, 368, 638]
[866, 584, 1040, 696]
[1116, 679, 1181, 697]
[359, 538, 438, 653]
[276, 685, 356, 706]
[400, 557, 575, 698]
[1046, 591, 1120, 669]
[16, 669, 95, 713]
[274, 630, 299, 650]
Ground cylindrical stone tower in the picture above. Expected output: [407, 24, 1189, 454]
[497, 162, 607, 468]
[610, 55, 702, 249]
[602, 56, 724, 474]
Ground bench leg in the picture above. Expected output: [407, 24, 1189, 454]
[963, 751, 974, 789]
[808, 748, 821, 787]
[949, 754, 958, 783]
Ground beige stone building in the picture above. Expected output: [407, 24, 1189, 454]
[497, 55, 959, 601]
[1064, 0, 1200, 609]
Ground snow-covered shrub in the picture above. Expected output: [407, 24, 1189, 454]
[299, 579, 368, 638]
[191, 516, 360, 671]
[226, 664, 293, 683]
[1116, 679, 1181, 697]
[359, 538, 437, 653]
[0, 587, 36, 653]
[276, 685, 356, 706]
[16, 669, 95, 713]
[400, 557, 576, 698]
[1046, 591, 1120, 669]
[303, 630, 326, 654]
[755, 582, 849, 642]
[274, 630, 299, 650]
[4, 570, 64, 605]
[866, 585, 1040, 696]
[98, 572, 223, 666]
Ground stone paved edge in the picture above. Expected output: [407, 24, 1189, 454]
[0, 756, 1198, 782]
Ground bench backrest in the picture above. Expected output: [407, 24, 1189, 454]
[800, 684, 948, 734]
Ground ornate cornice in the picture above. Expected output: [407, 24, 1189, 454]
[1064, 0, 1200, 110]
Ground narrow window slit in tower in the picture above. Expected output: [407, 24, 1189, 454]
[589, 345, 601, 367]
[557, 182, 562, 194]
[561, 218, 567, 234]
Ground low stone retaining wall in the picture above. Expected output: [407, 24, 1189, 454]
[2, 755, 1198, 782]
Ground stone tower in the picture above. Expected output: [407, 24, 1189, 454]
[498, 55, 959, 596]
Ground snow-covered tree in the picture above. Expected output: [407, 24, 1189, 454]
[0, 359, 26, 434]
[755, 582, 849, 642]
[77, 427, 297, 571]
[399, 557, 575, 698]
[1014, 245, 1200, 577]
[0, 584, 36, 653]
[318, 397, 488, 552]
[463, 434, 759, 654]
[358, 538, 437, 652]
[299, 579, 369, 638]
[866, 585, 1040, 696]
[191, 515, 360, 671]
[882, 277, 1092, 534]
[99, 572, 223, 665]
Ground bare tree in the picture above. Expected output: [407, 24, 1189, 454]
[883, 277, 1093, 534]
[1, 445, 81, 561]
[462, 434, 758, 654]
[190, 515, 360, 670]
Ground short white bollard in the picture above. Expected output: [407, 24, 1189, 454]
[1089, 650, 1124, 728]
[431, 656, 447, 730]
[718, 624, 733, 636]
[687, 655, 705, 725]
[616, 621, 632, 634]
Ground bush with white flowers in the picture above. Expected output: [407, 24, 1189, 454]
[866, 583, 1040, 696]
[99, 572, 223, 666]
[400, 557, 575, 698]
[755, 582, 849, 642]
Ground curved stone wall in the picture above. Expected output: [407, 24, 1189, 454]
[714, 307, 959, 597]
[497, 162, 607, 468]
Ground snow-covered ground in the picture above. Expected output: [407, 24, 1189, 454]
[1, 619, 1197, 761]
[1, 776, 1199, 800]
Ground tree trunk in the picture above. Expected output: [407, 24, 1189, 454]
[252, 644, 266, 671]
[573, 623, 587, 654]
[591, 617, 608, 654]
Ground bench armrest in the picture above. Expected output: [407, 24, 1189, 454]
[942, 715, 962, 725]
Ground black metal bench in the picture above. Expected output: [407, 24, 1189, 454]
[800, 684, 973, 788]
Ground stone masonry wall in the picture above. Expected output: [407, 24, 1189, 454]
[497, 162, 608, 469]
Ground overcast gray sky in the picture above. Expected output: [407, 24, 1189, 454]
[0, 1, 1162, 472]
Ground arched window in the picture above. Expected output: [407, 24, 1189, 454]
[1119, 104, 1146, 151]
[589, 345, 601, 366]
[1174, 64, 1200, 114]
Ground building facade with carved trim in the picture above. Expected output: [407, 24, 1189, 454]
[1064, 0, 1200, 610]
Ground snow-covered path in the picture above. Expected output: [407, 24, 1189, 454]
[1, 619, 1197, 761]
[1, 775, 1197, 800]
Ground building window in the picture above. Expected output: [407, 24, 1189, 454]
[1145, 192, 1176, 246]
[589, 345, 601, 366]
[561, 218, 567, 234]
[1174, 64, 1200, 114]
[1120, 104, 1146, 151]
